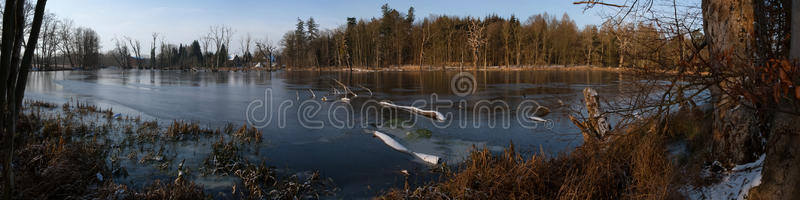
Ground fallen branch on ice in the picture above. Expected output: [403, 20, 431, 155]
[379, 101, 446, 122]
[333, 79, 357, 97]
[358, 84, 373, 96]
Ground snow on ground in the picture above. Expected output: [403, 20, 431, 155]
[684, 154, 765, 200]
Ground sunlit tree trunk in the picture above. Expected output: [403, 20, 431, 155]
[792, 0, 799, 60]
[702, 0, 754, 106]
[702, 0, 762, 166]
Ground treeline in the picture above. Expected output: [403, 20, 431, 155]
[32, 3, 700, 71]
[36, 13, 276, 70]
[104, 25, 278, 70]
[280, 4, 699, 69]
[35, 11, 101, 70]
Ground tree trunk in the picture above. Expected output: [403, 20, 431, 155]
[1, 1, 20, 198]
[2, 1, 47, 199]
[569, 88, 611, 143]
[792, 0, 799, 60]
[701, 0, 763, 166]
[749, 2, 800, 199]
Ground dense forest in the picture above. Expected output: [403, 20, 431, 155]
[31, 4, 700, 71]
[279, 4, 700, 69]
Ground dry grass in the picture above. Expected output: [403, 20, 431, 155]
[379, 117, 688, 200]
[131, 120, 160, 143]
[203, 137, 244, 175]
[165, 120, 219, 140]
[232, 123, 263, 143]
[1, 136, 108, 199]
[5, 100, 327, 199]
[202, 137, 338, 199]
[24, 99, 58, 108]
[97, 179, 209, 199]
[233, 162, 337, 199]
[61, 100, 114, 117]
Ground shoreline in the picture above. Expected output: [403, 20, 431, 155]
[30, 65, 627, 73]
[283, 65, 626, 72]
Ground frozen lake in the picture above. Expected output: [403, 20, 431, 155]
[24, 68, 627, 198]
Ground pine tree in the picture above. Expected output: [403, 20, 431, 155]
[217, 44, 228, 68]
[190, 40, 202, 65]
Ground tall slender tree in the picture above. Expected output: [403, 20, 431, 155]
[1, 0, 48, 198]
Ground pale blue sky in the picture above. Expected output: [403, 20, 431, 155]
[47, 0, 610, 53]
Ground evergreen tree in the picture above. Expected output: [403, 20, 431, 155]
[293, 18, 305, 66]
[217, 44, 228, 68]
[190, 40, 202, 64]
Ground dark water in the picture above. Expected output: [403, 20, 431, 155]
[25, 69, 626, 198]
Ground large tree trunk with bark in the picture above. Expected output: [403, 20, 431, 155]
[750, 1, 800, 199]
[792, 0, 799, 60]
[749, 112, 800, 199]
[702, 0, 766, 166]
[701, 0, 800, 198]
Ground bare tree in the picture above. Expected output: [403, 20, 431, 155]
[111, 36, 130, 68]
[1, 0, 48, 198]
[57, 18, 75, 68]
[609, 20, 632, 68]
[125, 36, 142, 69]
[418, 19, 431, 70]
[150, 32, 158, 69]
[240, 33, 251, 66]
[73, 27, 100, 69]
[199, 35, 211, 67]
[467, 18, 485, 69]
[255, 36, 276, 71]
[209, 25, 233, 68]
[334, 28, 348, 68]
[35, 12, 57, 70]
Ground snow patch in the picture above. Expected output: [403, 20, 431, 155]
[528, 116, 547, 122]
[684, 154, 765, 200]
[369, 130, 440, 165]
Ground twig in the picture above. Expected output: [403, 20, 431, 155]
[332, 79, 357, 97]
[573, 1, 627, 8]
[358, 84, 373, 96]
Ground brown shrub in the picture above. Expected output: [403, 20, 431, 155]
[165, 120, 219, 140]
[2, 139, 108, 199]
[233, 123, 263, 143]
[25, 99, 58, 109]
[98, 179, 209, 200]
[203, 137, 244, 175]
[233, 162, 336, 199]
[379, 120, 680, 200]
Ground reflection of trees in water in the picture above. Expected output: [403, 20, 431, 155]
[279, 70, 619, 98]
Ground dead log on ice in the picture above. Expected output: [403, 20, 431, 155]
[569, 87, 612, 143]
[379, 101, 446, 122]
